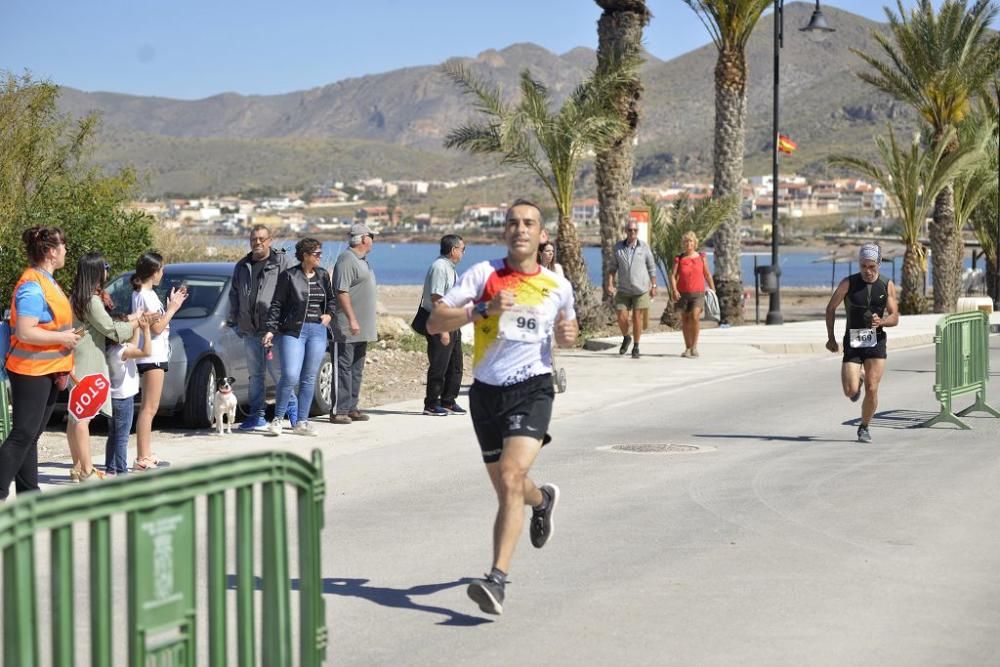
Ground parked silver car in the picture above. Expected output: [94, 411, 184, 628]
[104, 262, 335, 428]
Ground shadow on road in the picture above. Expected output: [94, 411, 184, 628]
[693, 433, 853, 443]
[842, 409, 938, 429]
[227, 575, 491, 626]
[320, 577, 491, 626]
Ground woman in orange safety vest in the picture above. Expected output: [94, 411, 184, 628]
[0, 227, 81, 501]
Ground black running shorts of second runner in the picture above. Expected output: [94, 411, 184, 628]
[469, 374, 554, 463]
[842, 335, 887, 364]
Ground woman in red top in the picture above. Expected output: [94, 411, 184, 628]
[669, 231, 715, 358]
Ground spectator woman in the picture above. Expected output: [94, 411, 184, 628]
[67, 252, 139, 480]
[130, 251, 187, 470]
[669, 231, 715, 358]
[262, 238, 335, 437]
[538, 241, 565, 278]
[537, 240, 568, 392]
[0, 227, 80, 500]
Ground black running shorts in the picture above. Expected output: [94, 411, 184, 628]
[842, 335, 887, 364]
[469, 374, 554, 463]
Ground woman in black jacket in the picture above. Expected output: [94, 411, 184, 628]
[262, 238, 335, 437]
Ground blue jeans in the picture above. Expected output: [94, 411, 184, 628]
[244, 335, 297, 421]
[104, 396, 134, 474]
[274, 323, 328, 421]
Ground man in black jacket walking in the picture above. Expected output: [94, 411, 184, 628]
[227, 225, 297, 430]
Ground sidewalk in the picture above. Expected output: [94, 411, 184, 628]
[34, 311, 999, 485]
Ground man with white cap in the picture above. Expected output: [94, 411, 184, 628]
[331, 222, 378, 424]
[824, 243, 899, 443]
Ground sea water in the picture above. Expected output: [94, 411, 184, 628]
[244, 240, 970, 288]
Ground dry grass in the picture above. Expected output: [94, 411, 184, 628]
[153, 227, 246, 264]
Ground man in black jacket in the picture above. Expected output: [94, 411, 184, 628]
[227, 225, 297, 431]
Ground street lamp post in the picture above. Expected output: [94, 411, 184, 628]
[767, 0, 834, 325]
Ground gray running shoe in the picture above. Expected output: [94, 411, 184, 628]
[530, 483, 560, 548]
[857, 425, 872, 443]
[467, 577, 505, 615]
[619, 335, 632, 355]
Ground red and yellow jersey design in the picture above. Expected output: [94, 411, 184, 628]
[443, 259, 576, 386]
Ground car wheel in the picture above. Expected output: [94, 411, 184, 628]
[311, 352, 334, 416]
[183, 359, 217, 429]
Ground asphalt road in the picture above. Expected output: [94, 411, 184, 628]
[326, 340, 1000, 666]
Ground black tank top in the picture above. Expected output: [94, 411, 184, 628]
[844, 273, 888, 336]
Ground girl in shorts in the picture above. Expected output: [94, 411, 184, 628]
[130, 252, 187, 470]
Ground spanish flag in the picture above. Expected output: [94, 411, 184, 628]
[778, 134, 797, 154]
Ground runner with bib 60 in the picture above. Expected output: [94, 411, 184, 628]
[824, 243, 899, 443]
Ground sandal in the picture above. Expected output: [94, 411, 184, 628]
[69, 466, 82, 483]
[134, 457, 158, 472]
[79, 467, 106, 481]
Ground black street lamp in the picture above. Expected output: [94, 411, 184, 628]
[767, 0, 835, 325]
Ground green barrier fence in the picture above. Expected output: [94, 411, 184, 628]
[923, 311, 1000, 429]
[0, 449, 327, 666]
[0, 380, 10, 442]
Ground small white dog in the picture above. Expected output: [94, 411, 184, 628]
[212, 376, 238, 435]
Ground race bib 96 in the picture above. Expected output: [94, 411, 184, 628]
[499, 304, 550, 343]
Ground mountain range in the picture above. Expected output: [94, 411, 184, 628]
[54, 3, 922, 197]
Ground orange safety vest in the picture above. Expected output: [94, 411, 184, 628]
[6, 267, 74, 376]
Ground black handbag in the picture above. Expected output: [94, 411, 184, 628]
[411, 306, 430, 336]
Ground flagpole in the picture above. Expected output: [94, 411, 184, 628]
[767, 0, 784, 325]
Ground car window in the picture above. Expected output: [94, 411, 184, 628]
[104, 273, 229, 320]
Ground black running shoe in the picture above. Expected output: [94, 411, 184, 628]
[857, 425, 872, 443]
[530, 483, 560, 548]
[631, 345, 640, 359]
[850, 387, 861, 402]
[619, 335, 632, 355]
[467, 577, 505, 615]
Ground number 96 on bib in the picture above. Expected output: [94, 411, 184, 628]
[499, 305, 550, 343]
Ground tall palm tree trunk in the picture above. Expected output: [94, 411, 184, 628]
[711, 47, 747, 325]
[930, 185, 960, 312]
[557, 215, 598, 321]
[900, 243, 927, 314]
[595, 0, 650, 311]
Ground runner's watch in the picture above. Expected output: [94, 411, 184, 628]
[474, 301, 490, 320]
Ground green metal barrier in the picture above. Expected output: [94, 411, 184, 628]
[923, 311, 1000, 429]
[0, 449, 327, 666]
[0, 380, 11, 442]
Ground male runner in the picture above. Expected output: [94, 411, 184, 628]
[427, 199, 578, 615]
[824, 243, 899, 443]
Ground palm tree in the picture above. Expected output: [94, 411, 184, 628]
[952, 112, 997, 270]
[594, 0, 651, 310]
[646, 193, 735, 327]
[442, 62, 636, 325]
[681, 0, 772, 325]
[830, 126, 984, 314]
[966, 89, 999, 296]
[852, 0, 1000, 312]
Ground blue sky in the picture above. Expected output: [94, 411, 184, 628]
[0, 0, 986, 100]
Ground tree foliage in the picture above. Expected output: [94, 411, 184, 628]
[829, 125, 986, 313]
[442, 57, 639, 325]
[0, 72, 153, 307]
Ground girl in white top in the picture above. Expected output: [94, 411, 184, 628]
[129, 251, 187, 470]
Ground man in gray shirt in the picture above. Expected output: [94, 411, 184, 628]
[419, 234, 466, 416]
[605, 220, 657, 359]
[331, 222, 378, 424]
